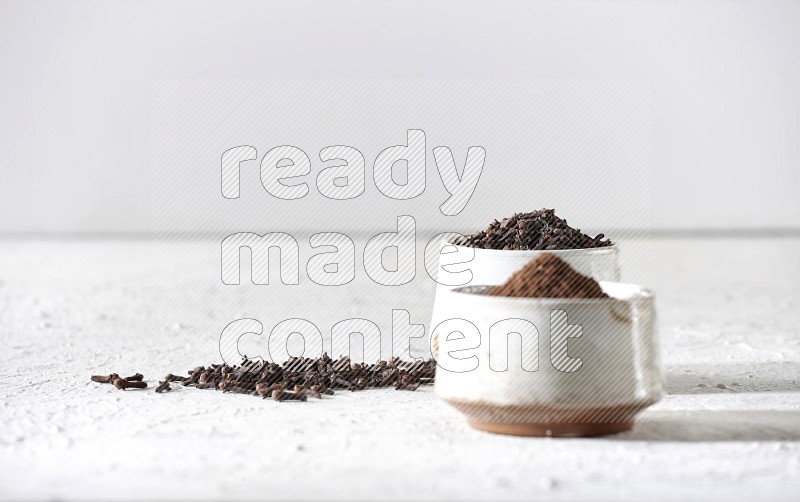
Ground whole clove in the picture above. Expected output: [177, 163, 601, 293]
[155, 380, 172, 393]
[310, 384, 334, 396]
[395, 382, 421, 391]
[272, 389, 307, 402]
[304, 388, 322, 399]
[112, 377, 147, 391]
[90, 373, 119, 384]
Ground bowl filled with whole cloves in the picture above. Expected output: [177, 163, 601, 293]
[432, 209, 620, 293]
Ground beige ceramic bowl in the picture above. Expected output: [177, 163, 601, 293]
[431, 282, 663, 437]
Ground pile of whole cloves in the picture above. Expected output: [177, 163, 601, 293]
[173, 354, 435, 401]
[456, 208, 613, 250]
[92, 354, 435, 402]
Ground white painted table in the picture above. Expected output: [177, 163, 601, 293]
[1, 237, 798, 500]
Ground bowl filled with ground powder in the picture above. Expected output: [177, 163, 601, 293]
[430, 254, 663, 437]
[434, 209, 621, 292]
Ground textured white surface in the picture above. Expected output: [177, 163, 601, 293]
[1, 237, 799, 500]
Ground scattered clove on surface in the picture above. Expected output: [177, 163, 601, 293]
[90, 373, 119, 384]
[155, 380, 172, 393]
[159, 354, 435, 402]
[112, 377, 147, 391]
[93, 355, 436, 401]
[91, 372, 147, 391]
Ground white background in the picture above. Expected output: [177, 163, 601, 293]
[2, 4, 800, 500]
[1, 0, 798, 233]
[149, 79, 651, 235]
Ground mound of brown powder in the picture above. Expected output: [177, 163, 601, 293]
[488, 253, 608, 299]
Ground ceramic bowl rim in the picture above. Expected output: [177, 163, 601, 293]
[442, 240, 619, 257]
[447, 282, 653, 306]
